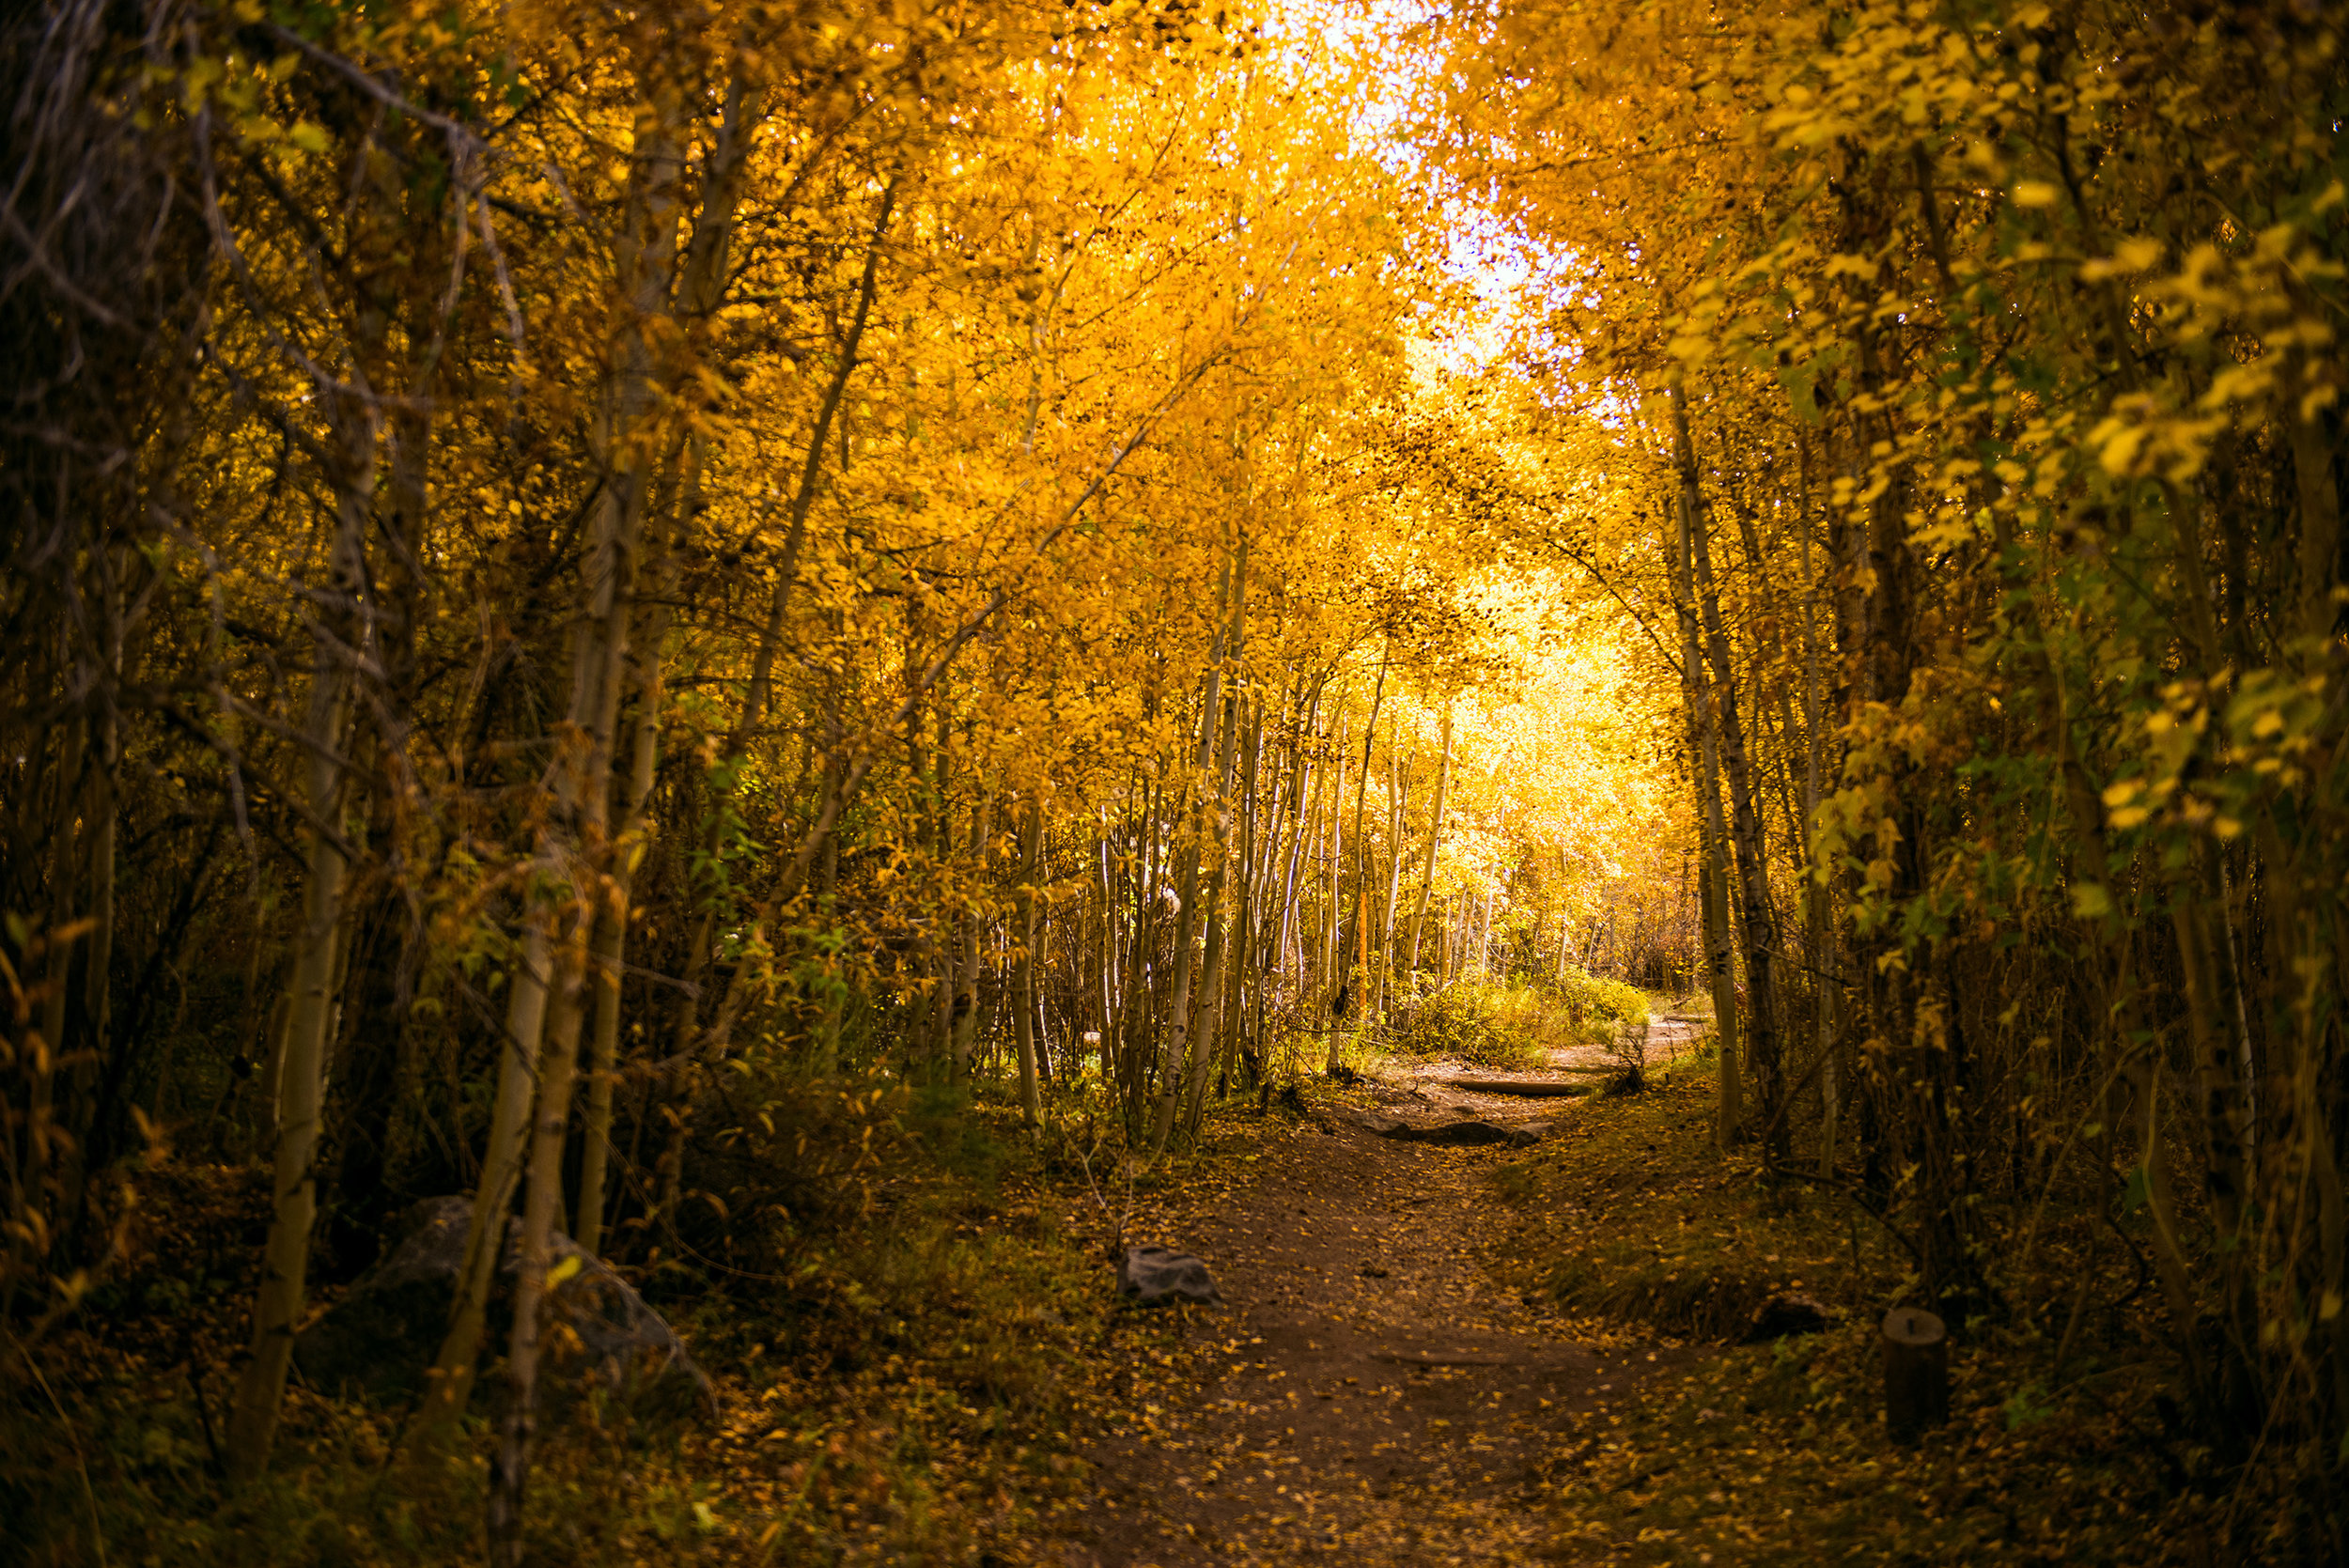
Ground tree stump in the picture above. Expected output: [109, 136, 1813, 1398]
[1881, 1306, 1948, 1442]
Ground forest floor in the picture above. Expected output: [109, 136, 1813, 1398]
[1001, 1021, 2278, 1568]
[8, 1021, 2296, 1567]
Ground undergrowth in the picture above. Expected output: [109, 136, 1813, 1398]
[1390, 971, 1647, 1070]
[0, 1074, 1170, 1567]
[1491, 1064, 1874, 1340]
[1490, 1062, 2337, 1565]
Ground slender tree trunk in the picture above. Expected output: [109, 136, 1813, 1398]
[954, 789, 993, 1076]
[1673, 501, 1741, 1149]
[1673, 387, 1783, 1157]
[480, 64, 686, 1551]
[1408, 702, 1452, 977]
[1014, 796, 1044, 1125]
[1799, 527, 1838, 1178]
[1149, 581, 1229, 1143]
[1346, 650, 1390, 1027]
[928, 700, 957, 1074]
[1276, 681, 1318, 1006]
[1323, 708, 1346, 1005]
[1223, 697, 1266, 1092]
[576, 582, 667, 1260]
[1096, 809, 1117, 1057]
[67, 555, 123, 1199]
[226, 474, 366, 1484]
[1377, 727, 1409, 1020]
[1180, 681, 1246, 1130]
[1158, 536, 1244, 1146]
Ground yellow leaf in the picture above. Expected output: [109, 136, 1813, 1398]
[2013, 180, 2060, 209]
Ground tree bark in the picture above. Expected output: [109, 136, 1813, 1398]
[226, 458, 366, 1485]
[1159, 535, 1245, 1147]
[1673, 385, 1784, 1157]
[1377, 726, 1410, 1019]
[1014, 796, 1044, 1125]
[1673, 502, 1740, 1150]
[1180, 677, 1246, 1131]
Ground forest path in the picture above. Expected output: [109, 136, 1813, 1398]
[1015, 1079, 1692, 1566]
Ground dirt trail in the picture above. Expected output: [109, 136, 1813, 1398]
[1022, 1064, 1695, 1567]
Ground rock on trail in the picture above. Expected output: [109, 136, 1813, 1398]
[1119, 1245, 1224, 1307]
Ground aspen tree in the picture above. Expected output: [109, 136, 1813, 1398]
[1014, 796, 1044, 1125]
[1156, 533, 1245, 1148]
[1672, 502, 1740, 1149]
[1376, 727, 1409, 1017]
[1672, 387, 1782, 1154]
[1275, 682, 1320, 1004]
[225, 500, 362, 1484]
[577, 76, 768, 1256]
[1407, 701, 1452, 976]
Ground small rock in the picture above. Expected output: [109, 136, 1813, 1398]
[1740, 1292, 1835, 1343]
[1118, 1245, 1221, 1307]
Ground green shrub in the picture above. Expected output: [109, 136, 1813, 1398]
[1391, 977, 1595, 1068]
[1555, 964, 1650, 1026]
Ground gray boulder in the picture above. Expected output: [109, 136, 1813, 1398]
[295, 1197, 711, 1421]
[1118, 1245, 1221, 1307]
